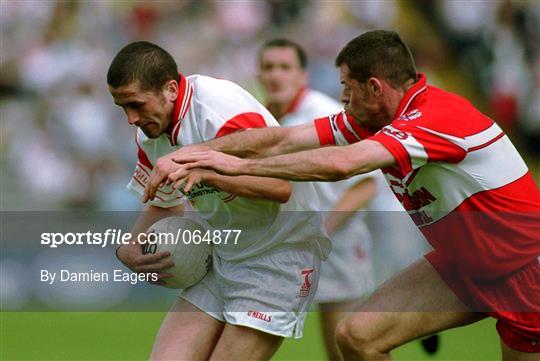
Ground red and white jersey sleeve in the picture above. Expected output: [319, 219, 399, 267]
[314, 111, 376, 146]
[371, 114, 468, 176]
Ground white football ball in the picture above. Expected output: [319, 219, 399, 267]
[143, 216, 212, 289]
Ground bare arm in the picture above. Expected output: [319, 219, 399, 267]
[144, 123, 319, 202]
[324, 177, 377, 235]
[173, 169, 291, 204]
[173, 140, 395, 182]
[199, 123, 320, 158]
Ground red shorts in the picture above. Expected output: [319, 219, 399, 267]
[427, 252, 540, 353]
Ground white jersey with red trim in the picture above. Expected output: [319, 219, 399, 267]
[314, 74, 540, 279]
[128, 74, 330, 261]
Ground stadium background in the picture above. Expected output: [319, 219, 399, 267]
[1, 1, 538, 360]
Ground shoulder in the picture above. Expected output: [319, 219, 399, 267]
[400, 85, 494, 137]
[284, 89, 342, 127]
[189, 75, 254, 104]
[189, 74, 275, 123]
[301, 89, 342, 116]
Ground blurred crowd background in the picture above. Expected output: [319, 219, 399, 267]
[1, 0, 539, 211]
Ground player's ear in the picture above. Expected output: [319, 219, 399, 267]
[164, 79, 179, 102]
[367, 77, 383, 97]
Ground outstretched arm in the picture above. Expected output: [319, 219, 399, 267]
[171, 140, 395, 183]
[324, 176, 377, 235]
[144, 123, 319, 202]
[169, 169, 291, 204]
[199, 122, 320, 158]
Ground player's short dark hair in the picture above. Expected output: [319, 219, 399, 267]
[335, 30, 417, 88]
[259, 38, 308, 69]
[107, 41, 179, 92]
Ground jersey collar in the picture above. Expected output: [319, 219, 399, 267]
[167, 73, 193, 146]
[284, 86, 308, 115]
[393, 73, 427, 119]
[268, 86, 308, 121]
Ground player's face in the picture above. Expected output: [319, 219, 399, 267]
[339, 64, 384, 128]
[109, 81, 176, 138]
[258, 47, 307, 105]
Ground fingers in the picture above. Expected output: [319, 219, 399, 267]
[143, 157, 180, 202]
[172, 151, 210, 164]
[130, 251, 174, 274]
[138, 251, 171, 265]
[172, 176, 195, 193]
[183, 177, 196, 193]
[143, 173, 166, 203]
[148, 272, 174, 286]
[135, 259, 174, 273]
[166, 167, 189, 186]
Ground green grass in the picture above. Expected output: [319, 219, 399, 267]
[1, 312, 500, 360]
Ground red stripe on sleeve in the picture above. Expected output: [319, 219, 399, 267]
[369, 133, 412, 177]
[215, 112, 267, 138]
[314, 117, 336, 146]
[335, 113, 361, 143]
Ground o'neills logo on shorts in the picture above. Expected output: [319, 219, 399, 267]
[298, 269, 314, 297]
[247, 311, 272, 323]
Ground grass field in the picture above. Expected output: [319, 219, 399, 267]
[1, 312, 500, 360]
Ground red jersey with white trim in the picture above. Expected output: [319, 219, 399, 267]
[314, 74, 540, 279]
[128, 74, 331, 261]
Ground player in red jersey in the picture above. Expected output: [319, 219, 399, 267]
[145, 30, 540, 360]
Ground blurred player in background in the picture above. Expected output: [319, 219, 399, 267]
[108, 41, 331, 360]
[150, 30, 540, 360]
[258, 38, 378, 360]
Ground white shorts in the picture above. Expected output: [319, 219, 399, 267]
[315, 221, 375, 303]
[180, 242, 321, 338]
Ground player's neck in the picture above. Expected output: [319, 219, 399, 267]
[385, 79, 416, 121]
[267, 102, 288, 122]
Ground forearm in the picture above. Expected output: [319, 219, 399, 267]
[130, 204, 185, 240]
[242, 140, 393, 181]
[325, 177, 377, 234]
[205, 172, 291, 203]
[242, 147, 360, 182]
[116, 204, 182, 280]
[204, 125, 318, 158]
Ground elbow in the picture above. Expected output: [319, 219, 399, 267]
[274, 181, 292, 203]
[278, 182, 292, 203]
[332, 162, 355, 181]
[333, 158, 374, 181]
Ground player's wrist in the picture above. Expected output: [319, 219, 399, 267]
[244, 158, 256, 175]
[201, 169, 216, 182]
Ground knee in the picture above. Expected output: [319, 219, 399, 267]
[335, 316, 378, 359]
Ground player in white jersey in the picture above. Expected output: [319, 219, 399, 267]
[257, 38, 379, 360]
[107, 41, 330, 360]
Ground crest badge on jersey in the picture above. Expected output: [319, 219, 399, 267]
[399, 109, 423, 121]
